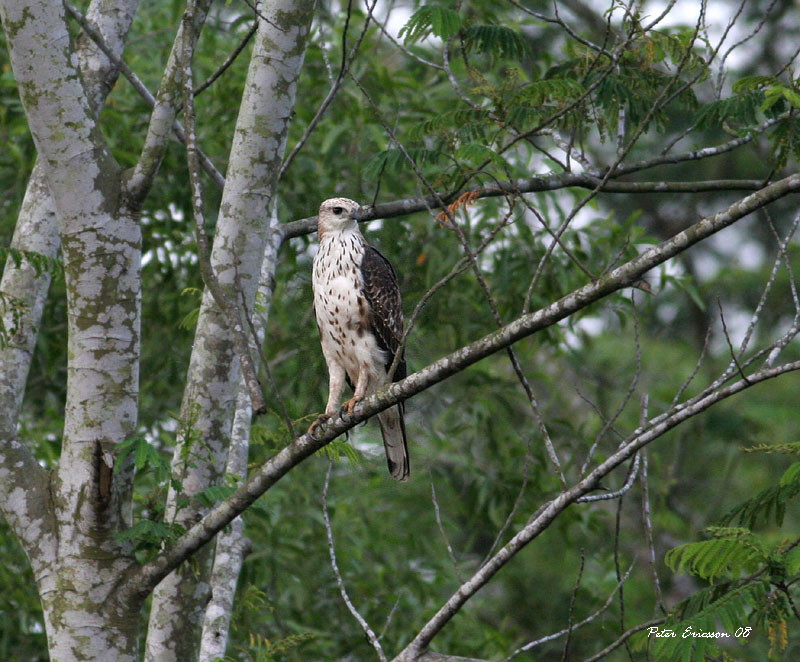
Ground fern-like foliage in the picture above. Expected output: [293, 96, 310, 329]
[665, 527, 765, 582]
[640, 582, 767, 662]
[719, 461, 800, 528]
[694, 90, 763, 131]
[518, 77, 585, 107]
[399, 5, 462, 44]
[742, 441, 800, 455]
[362, 147, 443, 176]
[593, 65, 699, 133]
[115, 518, 185, 554]
[655, 446, 800, 661]
[462, 24, 530, 60]
[696, 75, 800, 167]
[0, 246, 61, 278]
[320, 438, 363, 466]
[769, 116, 800, 169]
[115, 435, 172, 478]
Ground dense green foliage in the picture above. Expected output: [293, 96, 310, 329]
[2, 0, 800, 660]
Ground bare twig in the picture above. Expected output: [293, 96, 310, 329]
[561, 549, 586, 662]
[431, 480, 464, 583]
[281, 177, 775, 240]
[503, 564, 635, 661]
[671, 325, 712, 407]
[192, 20, 257, 98]
[613, 475, 633, 660]
[323, 462, 387, 662]
[180, 7, 266, 416]
[278, 0, 378, 180]
[716, 298, 751, 385]
[575, 453, 640, 503]
[579, 296, 643, 475]
[640, 451, 666, 615]
[582, 617, 667, 662]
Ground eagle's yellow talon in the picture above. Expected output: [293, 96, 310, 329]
[342, 396, 361, 416]
[307, 413, 330, 435]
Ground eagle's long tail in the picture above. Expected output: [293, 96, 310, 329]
[377, 405, 409, 482]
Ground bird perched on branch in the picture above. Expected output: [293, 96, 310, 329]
[308, 197, 410, 482]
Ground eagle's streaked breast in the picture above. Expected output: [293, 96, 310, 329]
[313, 227, 387, 382]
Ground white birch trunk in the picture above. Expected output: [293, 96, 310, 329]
[0, 0, 142, 658]
[199, 215, 282, 661]
[144, 3, 315, 659]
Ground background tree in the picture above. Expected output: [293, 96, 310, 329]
[1, 0, 799, 661]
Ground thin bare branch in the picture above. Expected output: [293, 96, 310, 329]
[323, 462, 387, 662]
[503, 563, 635, 661]
[281, 177, 774, 240]
[576, 453, 640, 503]
[430, 480, 464, 583]
[180, 7, 266, 416]
[278, 0, 378, 180]
[561, 549, 586, 662]
[581, 617, 667, 662]
[640, 451, 666, 616]
[671, 324, 712, 407]
[193, 20, 257, 98]
[717, 298, 751, 385]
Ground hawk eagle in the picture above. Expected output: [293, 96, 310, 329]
[308, 197, 410, 482]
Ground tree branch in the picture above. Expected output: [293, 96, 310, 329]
[323, 462, 387, 661]
[123, 0, 214, 203]
[394, 360, 800, 660]
[280, 177, 775, 240]
[119, 173, 800, 601]
[65, 2, 225, 193]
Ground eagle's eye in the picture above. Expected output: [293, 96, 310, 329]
[332, 206, 344, 215]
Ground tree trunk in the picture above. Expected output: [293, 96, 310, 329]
[144, 2, 314, 659]
[0, 0, 142, 658]
[199, 210, 282, 661]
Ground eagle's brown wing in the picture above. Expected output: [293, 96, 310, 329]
[360, 244, 406, 381]
[360, 244, 409, 481]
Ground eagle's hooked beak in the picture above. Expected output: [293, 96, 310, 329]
[352, 206, 365, 222]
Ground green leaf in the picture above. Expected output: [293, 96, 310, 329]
[720, 461, 800, 528]
[0, 246, 61, 278]
[320, 439, 362, 466]
[665, 527, 764, 581]
[781, 87, 800, 108]
[694, 91, 762, 129]
[652, 582, 766, 662]
[779, 461, 800, 487]
[462, 24, 530, 60]
[453, 142, 510, 169]
[115, 519, 184, 547]
[399, 6, 462, 44]
[732, 75, 781, 93]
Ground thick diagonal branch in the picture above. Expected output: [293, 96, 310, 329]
[120, 172, 800, 601]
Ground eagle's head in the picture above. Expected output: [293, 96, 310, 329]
[317, 197, 362, 236]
